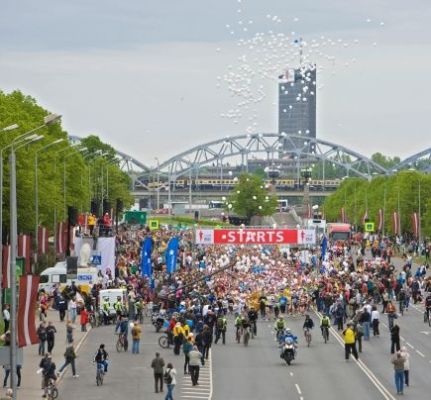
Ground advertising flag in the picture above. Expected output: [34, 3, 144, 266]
[166, 237, 179, 274]
[18, 234, 31, 274]
[17, 275, 40, 347]
[38, 226, 49, 255]
[141, 237, 153, 277]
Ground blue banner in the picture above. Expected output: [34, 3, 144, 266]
[166, 237, 179, 274]
[321, 235, 328, 260]
[141, 237, 153, 277]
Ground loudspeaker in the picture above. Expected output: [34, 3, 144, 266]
[66, 256, 78, 275]
[68, 206, 78, 226]
[91, 199, 100, 216]
[194, 210, 199, 221]
[103, 200, 111, 215]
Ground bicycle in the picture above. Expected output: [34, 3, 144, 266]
[235, 327, 242, 344]
[304, 328, 312, 347]
[115, 333, 128, 352]
[158, 333, 170, 349]
[95, 362, 105, 386]
[243, 327, 250, 346]
[321, 326, 329, 344]
[424, 308, 431, 327]
[89, 311, 99, 328]
[46, 379, 58, 400]
[399, 301, 404, 316]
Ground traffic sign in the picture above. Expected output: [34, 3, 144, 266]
[148, 219, 159, 231]
[364, 222, 375, 232]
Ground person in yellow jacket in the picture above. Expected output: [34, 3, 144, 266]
[173, 322, 185, 355]
[343, 322, 359, 360]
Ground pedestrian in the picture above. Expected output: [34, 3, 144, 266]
[46, 322, 57, 353]
[80, 307, 88, 332]
[400, 346, 410, 387]
[66, 320, 74, 344]
[131, 321, 142, 354]
[371, 305, 380, 336]
[3, 364, 21, 388]
[354, 322, 363, 353]
[390, 324, 401, 354]
[202, 325, 212, 360]
[57, 295, 67, 322]
[343, 322, 358, 360]
[164, 362, 176, 400]
[188, 346, 203, 386]
[214, 314, 227, 345]
[2, 305, 10, 333]
[360, 307, 371, 341]
[58, 343, 78, 378]
[391, 350, 406, 395]
[68, 298, 77, 324]
[173, 322, 184, 356]
[183, 337, 193, 374]
[37, 322, 47, 356]
[151, 352, 165, 393]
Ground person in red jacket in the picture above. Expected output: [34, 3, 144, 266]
[80, 308, 89, 332]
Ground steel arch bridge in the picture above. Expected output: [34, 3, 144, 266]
[142, 133, 389, 184]
[393, 147, 431, 172]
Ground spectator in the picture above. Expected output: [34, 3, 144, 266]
[391, 350, 406, 395]
[131, 321, 142, 354]
[37, 322, 47, 356]
[46, 322, 57, 353]
[2, 305, 10, 333]
[151, 352, 165, 393]
[80, 307, 88, 332]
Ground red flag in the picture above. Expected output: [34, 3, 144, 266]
[17, 275, 40, 347]
[56, 222, 68, 255]
[18, 234, 31, 274]
[341, 207, 346, 223]
[1, 245, 11, 289]
[38, 226, 49, 255]
[377, 209, 383, 232]
[393, 211, 400, 236]
[412, 213, 419, 238]
[361, 209, 368, 226]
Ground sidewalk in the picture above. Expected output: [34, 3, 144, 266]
[1, 309, 90, 400]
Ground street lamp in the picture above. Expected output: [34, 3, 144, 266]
[63, 147, 87, 218]
[34, 138, 64, 260]
[9, 132, 45, 399]
[155, 157, 160, 210]
[1, 124, 19, 132]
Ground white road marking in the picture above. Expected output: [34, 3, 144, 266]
[415, 350, 425, 358]
[406, 342, 415, 349]
[295, 384, 302, 395]
[314, 309, 396, 400]
[289, 372, 294, 377]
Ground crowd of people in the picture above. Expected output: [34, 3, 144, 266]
[7, 223, 429, 398]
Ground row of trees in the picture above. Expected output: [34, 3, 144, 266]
[0, 90, 133, 238]
[323, 171, 431, 237]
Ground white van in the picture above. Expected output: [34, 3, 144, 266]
[99, 288, 128, 316]
[39, 262, 69, 293]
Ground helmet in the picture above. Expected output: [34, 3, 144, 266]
[285, 328, 291, 335]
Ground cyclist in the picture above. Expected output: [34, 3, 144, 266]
[320, 314, 330, 339]
[41, 354, 57, 398]
[303, 314, 314, 343]
[94, 344, 109, 373]
[425, 293, 431, 321]
[247, 307, 258, 336]
[274, 317, 285, 341]
[115, 315, 129, 351]
[234, 313, 243, 341]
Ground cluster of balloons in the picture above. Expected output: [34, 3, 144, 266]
[216, 0, 385, 136]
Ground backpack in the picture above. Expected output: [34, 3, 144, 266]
[217, 317, 224, 330]
[164, 369, 172, 384]
[276, 320, 284, 330]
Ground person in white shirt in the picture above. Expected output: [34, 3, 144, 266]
[371, 305, 380, 336]
[400, 346, 410, 386]
[164, 363, 177, 400]
[3, 305, 10, 333]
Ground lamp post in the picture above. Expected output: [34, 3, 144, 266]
[155, 157, 160, 210]
[9, 133, 44, 399]
[34, 139, 64, 262]
[63, 147, 87, 218]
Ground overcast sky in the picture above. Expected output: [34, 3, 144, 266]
[1, 0, 430, 168]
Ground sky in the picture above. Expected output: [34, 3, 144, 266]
[1, 0, 430, 168]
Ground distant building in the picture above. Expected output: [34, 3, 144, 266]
[278, 66, 316, 153]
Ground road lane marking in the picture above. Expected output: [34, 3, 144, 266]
[406, 342, 414, 349]
[289, 372, 294, 377]
[415, 350, 425, 358]
[314, 310, 396, 400]
[295, 384, 302, 395]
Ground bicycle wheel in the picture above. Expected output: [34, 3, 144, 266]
[424, 311, 428, 324]
[50, 387, 59, 400]
[96, 371, 101, 386]
[90, 315, 96, 329]
[307, 333, 312, 347]
[244, 332, 249, 346]
[116, 338, 123, 352]
[158, 335, 169, 349]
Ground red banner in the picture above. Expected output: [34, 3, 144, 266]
[18, 275, 40, 347]
[195, 229, 316, 245]
[18, 234, 31, 274]
[38, 226, 49, 256]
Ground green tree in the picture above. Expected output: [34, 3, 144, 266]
[371, 152, 401, 170]
[226, 173, 278, 220]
